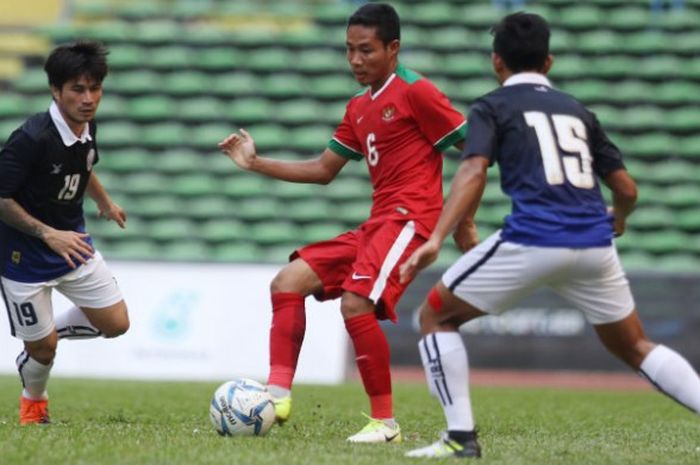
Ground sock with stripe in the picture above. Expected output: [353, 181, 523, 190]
[345, 312, 393, 419]
[639, 344, 700, 414]
[54, 306, 102, 339]
[267, 292, 306, 391]
[16, 351, 52, 400]
[419, 332, 475, 431]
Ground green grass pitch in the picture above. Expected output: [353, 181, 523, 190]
[1, 375, 698, 465]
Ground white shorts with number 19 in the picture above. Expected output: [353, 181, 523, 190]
[442, 231, 635, 325]
[1, 252, 123, 341]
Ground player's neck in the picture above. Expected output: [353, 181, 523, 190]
[370, 65, 398, 94]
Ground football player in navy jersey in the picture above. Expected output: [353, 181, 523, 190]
[0, 41, 129, 424]
[399, 12, 700, 458]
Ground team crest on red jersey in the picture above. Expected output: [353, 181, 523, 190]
[381, 104, 396, 121]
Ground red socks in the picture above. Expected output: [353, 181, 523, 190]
[345, 312, 393, 419]
[267, 292, 306, 389]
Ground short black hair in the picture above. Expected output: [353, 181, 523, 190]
[491, 12, 550, 73]
[44, 40, 109, 89]
[347, 3, 400, 45]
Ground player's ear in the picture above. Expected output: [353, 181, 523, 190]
[50, 85, 61, 101]
[388, 39, 400, 58]
[491, 53, 505, 74]
[542, 54, 554, 74]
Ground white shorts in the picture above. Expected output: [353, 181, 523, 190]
[442, 231, 635, 325]
[1, 252, 123, 341]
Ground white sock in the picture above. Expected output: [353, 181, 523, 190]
[16, 351, 52, 400]
[639, 344, 700, 414]
[267, 385, 291, 399]
[419, 332, 475, 431]
[54, 305, 102, 339]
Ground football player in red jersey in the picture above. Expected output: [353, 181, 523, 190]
[219, 3, 467, 442]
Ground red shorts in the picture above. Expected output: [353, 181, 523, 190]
[291, 219, 425, 322]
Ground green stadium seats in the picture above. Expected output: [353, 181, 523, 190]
[249, 220, 302, 246]
[97, 95, 128, 119]
[162, 71, 212, 96]
[101, 239, 163, 261]
[227, 97, 273, 123]
[558, 5, 605, 29]
[0, 94, 25, 118]
[606, 6, 650, 30]
[307, 75, 357, 100]
[128, 96, 177, 122]
[295, 49, 346, 73]
[170, 174, 220, 197]
[200, 219, 249, 243]
[159, 240, 211, 261]
[261, 73, 306, 98]
[108, 45, 148, 69]
[282, 198, 332, 223]
[194, 48, 243, 71]
[148, 46, 194, 70]
[97, 121, 141, 148]
[108, 71, 161, 95]
[126, 195, 182, 219]
[189, 123, 233, 150]
[219, 176, 267, 199]
[12, 0, 697, 267]
[98, 148, 150, 173]
[276, 99, 324, 124]
[288, 125, 333, 152]
[300, 222, 346, 243]
[210, 242, 263, 263]
[209, 72, 257, 97]
[247, 47, 294, 73]
[141, 122, 189, 148]
[184, 196, 235, 221]
[234, 199, 282, 221]
[148, 218, 198, 242]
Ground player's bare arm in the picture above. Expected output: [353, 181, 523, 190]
[400, 156, 488, 283]
[87, 172, 126, 228]
[219, 129, 348, 184]
[603, 169, 638, 237]
[0, 197, 93, 268]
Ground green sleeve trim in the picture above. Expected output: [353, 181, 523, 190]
[395, 63, 422, 84]
[328, 138, 363, 161]
[434, 121, 468, 152]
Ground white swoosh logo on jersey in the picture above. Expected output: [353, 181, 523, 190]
[356, 115, 364, 124]
[352, 272, 372, 280]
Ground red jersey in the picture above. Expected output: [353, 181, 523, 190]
[328, 63, 466, 238]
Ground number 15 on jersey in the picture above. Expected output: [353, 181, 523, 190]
[525, 111, 594, 189]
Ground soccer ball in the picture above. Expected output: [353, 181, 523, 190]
[209, 378, 275, 436]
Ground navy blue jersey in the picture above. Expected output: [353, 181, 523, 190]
[463, 74, 624, 247]
[0, 108, 99, 282]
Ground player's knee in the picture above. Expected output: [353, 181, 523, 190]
[102, 316, 130, 338]
[26, 344, 57, 365]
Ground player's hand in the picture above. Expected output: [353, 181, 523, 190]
[452, 218, 479, 252]
[399, 238, 442, 284]
[41, 228, 94, 269]
[218, 128, 257, 170]
[608, 206, 625, 237]
[97, 201, 127, 229]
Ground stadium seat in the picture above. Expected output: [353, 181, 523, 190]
[170, 174, 220, 197]
[140, 122, 190, 148]
[97, 121, 141, 148]
[194, 47, 243, 71]
[219, 176, 267, 199]
[210, 242, 263, 263]
[128, 96, 177, 122]
[148, 218, 198, 242]
[98, 148, 151, 173]
[234, 199, 282, 221]
[281, 198, 332, 223]
[126, 195, 182, 219]
[100, 239, 163, 261]
[249, 220, 302, 246]
[159, 240, 211, 261]
[200, 219, 250, 243]
[184, 196, 235, 221]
